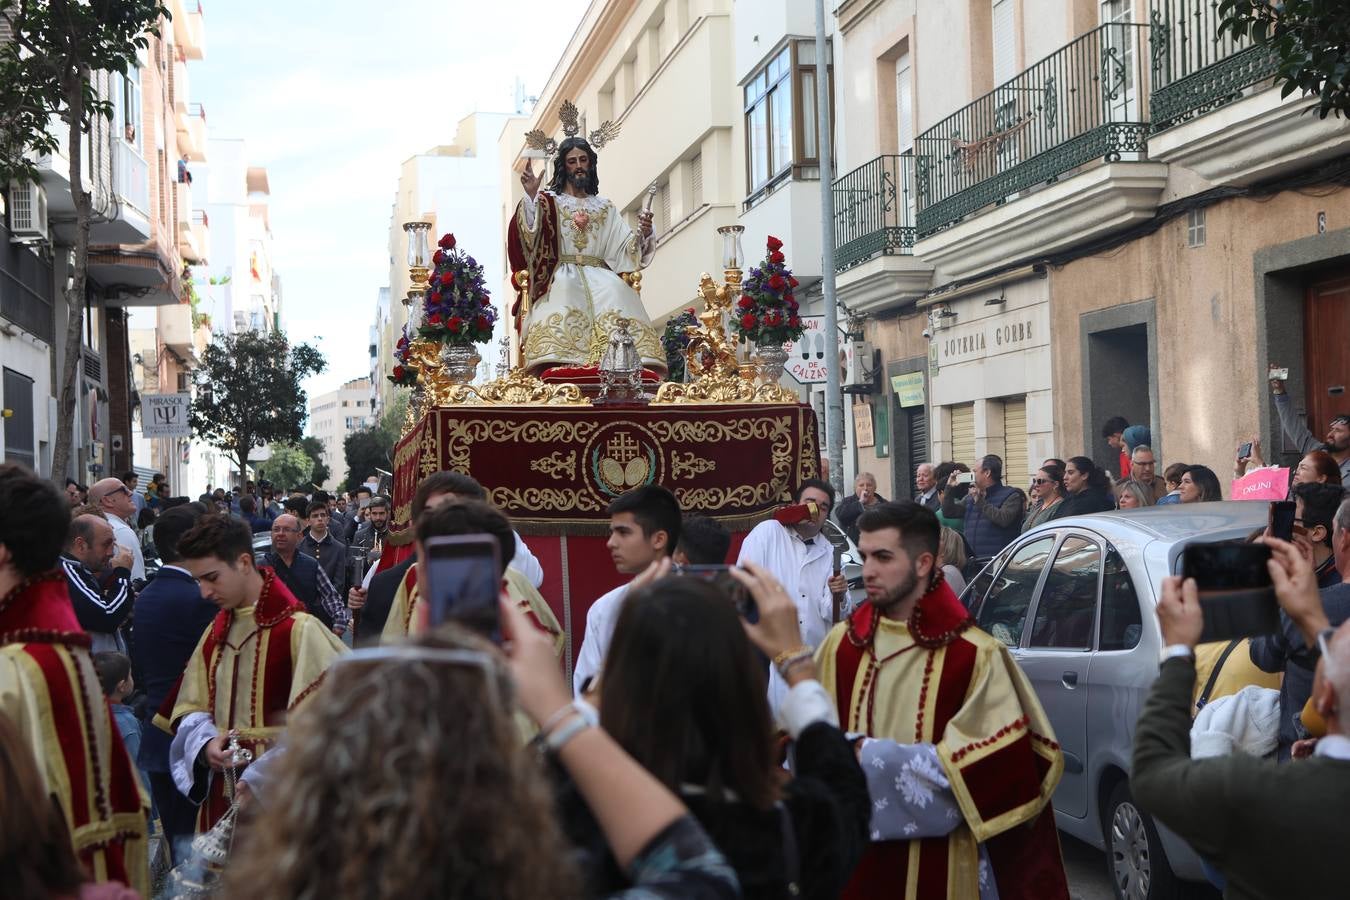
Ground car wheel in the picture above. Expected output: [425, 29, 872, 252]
[1104, 782, 1189, 900]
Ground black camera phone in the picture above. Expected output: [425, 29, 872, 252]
[421, 535, 502, 642]
[1181, 541, 1280, 643]
[1269, 501, 1297, 543]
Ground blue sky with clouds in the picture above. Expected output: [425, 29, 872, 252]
[188, 0, 586, 400]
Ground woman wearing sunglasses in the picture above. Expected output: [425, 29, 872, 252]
[1023, 464, 1065, 532]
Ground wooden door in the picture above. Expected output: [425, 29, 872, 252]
[1304, 275, 1350, 437]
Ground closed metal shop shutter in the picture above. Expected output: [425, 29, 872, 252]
[950, 403, 975, 467]
[2, 368, 36, 470]
[1003, 396, 1028, 490]
[908, 405, 928, 468]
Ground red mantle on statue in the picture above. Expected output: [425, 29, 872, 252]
[388, 402, 820, 670]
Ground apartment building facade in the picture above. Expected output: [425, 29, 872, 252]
[496, 0, 743, 346]
[833, 0, 1350, 499]
[308, 377, 374, 491]
[375, 112, 519, 415]
[1, 0, 209, 485]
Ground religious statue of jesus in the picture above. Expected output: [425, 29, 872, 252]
[508, 106, 665, 375]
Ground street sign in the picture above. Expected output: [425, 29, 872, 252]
[785, 316, 852, 385]
[141, 393, 192, 438]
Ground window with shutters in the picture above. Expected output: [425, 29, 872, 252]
[1002, 396, 1028, 490]
[656, 181, 671, 235]
[991, 0, 1016, 86]
[949, 403, 976, 467]
[896, 50, 914, 153]
[689, 154, 703, 208]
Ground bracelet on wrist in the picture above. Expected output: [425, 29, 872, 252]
[772, 646, 811, 668]
[538, 702, 581, 740]
[545, 714, 592, 754]
[774, 647, 815, 679]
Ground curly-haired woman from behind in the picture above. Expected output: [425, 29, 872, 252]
[224, 606, 740, 900]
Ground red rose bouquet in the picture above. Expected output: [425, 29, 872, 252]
[418, 233, 497, 346]
[731, 235, 804, 345]
[388, 324, 418, 386]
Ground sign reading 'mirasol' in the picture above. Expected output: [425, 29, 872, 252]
[935, 306, 1048, 366]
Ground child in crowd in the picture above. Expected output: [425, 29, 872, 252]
[1155, 462, 1188, 505]
[92, 652, 152, 807]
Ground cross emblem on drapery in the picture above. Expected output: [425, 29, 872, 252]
[606, 432, 640, 464]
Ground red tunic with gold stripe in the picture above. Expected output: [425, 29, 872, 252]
[155, 568, 345, 831]
[815, 578, 1070, 900]
[0, 573, 149, 893]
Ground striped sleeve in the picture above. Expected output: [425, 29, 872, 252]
[62, 558, 133, 633]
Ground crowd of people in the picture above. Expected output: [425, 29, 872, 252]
[1, 369, 1347, 900]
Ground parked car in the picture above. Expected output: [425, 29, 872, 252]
[960, 501, 1268, 900]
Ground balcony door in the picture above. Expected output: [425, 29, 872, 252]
[1099, 0, 1139, 123]
[895, 48, 916, 223]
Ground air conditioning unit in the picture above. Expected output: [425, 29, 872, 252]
[8, 181, 49, 243]
[843, 340, 877, 394]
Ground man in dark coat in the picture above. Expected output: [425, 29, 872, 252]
[128, 505, 218, 863]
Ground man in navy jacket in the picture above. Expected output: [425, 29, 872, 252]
[129, 505, 217, 862]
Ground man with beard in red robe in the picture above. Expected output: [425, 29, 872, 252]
[815, 501, 1069, 899]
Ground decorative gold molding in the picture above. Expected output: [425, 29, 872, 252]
[439, 367, 590, 407]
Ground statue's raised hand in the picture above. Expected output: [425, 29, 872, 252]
[520, 159, 545, 198]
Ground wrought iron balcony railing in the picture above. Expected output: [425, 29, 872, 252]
[1148, 0, 1280, 132]
[914, 22, 1150, 238]
[832, 154, 916, 272]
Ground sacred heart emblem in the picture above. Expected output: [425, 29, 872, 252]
[571, 210, 591, 232]
[585, 425, 662, 498]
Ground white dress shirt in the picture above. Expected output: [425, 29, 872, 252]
[106, 511, 146, 582]
[737, 519, 835, 712]
[511, 531, 544, 589]
[572, 582, 630, 697]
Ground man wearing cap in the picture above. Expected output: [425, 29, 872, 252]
[90, 476, 146, 582]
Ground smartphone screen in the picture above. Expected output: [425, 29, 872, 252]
[1181, 542, 1280, 643]
[1237, 442, 1253, 460]
[421, 535, 502, 642]
[1269, 501, 1296, 543]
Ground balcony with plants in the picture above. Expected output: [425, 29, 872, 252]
[1147, 0, 1350, 185]
[910, 22, 1167, 281]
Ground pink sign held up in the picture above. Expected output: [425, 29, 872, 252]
[1230, 467, 1290, 502]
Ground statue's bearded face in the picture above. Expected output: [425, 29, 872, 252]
[564, 147, 591, 189]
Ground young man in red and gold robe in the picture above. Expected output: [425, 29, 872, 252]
[815, 501, 1070, 899]
[155, 514, 346, 831]
[0, 464, 148, 892]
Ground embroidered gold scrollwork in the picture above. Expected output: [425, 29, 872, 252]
[529, 450, 577, 481]
[670, 451, 716, 480]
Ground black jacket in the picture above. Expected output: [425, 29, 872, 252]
[60, 554, 133, 644]
[129, 565, 219, 772]
[556, 721, 870, 900]
[1048, 487, 1116, 519]
[357, 556, 415, 644]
